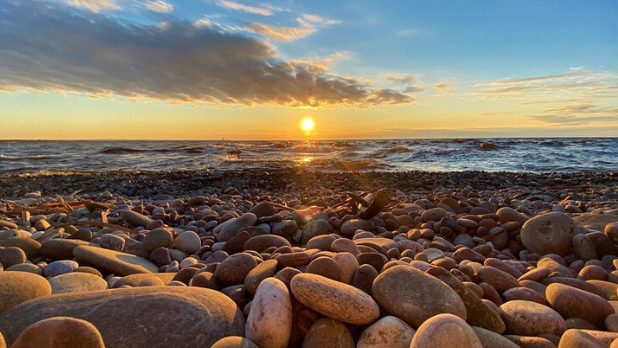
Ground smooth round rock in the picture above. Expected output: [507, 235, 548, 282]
[0, 287, 245, 348]
[341, 219, 375, 236]
[99, 234, 126, 252]
[174, 231, 201, 254]
[5, 263, 42, 275]
[39, 239, 90, 260]
[472, 326, 519, 348]
[290, 273, 380, 325]
[246, 278, 292, 348]
[372, 265, 467, 328]
[244, 235, 291, 253]
[43, 260, 78, 277]
[410, 313, 482, 348]
[547, 283, 614, 328]
[214, 253, 258, 287]
[357, 315, 415, 348]
[605, 222, 618, 243]
[0, 247, 26, 268]
[500, 300, 566, 336]
[48, 272, 108, 294]
[211, 336, 259, 348]
[217, 213, 258, 242]
[521, 212, 578, 256]
[559, 329, 606, 348]
[478, 266, 519, 293]
[112, 273, 176, 288]
[244, 259, 278, 296]
[301, 318, 354, 348]
[306, 257, 340, 281]
[1, 237, 41, 260]
[0, 271, 51, 316]
[73, 245, 159, 276]
[10, 316, 104, 348]
[119, 210, 153, 227]
[143, 228, 173, 254]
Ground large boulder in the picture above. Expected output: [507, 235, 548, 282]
[0, 286, 245, 348]
[73, 245, 159, 276]
[521, 212, 578, 256]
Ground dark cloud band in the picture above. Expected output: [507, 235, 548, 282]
[0, 0, 414, 107]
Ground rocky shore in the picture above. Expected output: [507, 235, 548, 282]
[1, 169, 618, 348]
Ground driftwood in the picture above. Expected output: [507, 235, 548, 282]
[358, 188, 392, 220]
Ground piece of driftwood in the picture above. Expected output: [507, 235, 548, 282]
[358, 188, 392, 220]
[50, 220, 135, 234]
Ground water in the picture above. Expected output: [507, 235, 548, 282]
[0, 138, 616, 174]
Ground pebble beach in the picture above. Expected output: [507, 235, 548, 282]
[2, 168, 618, 348]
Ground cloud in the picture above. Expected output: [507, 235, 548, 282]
[245, 22, 316, 41]
[527, 103, 618, 125]
[297, 14, 341, 26]
[433, 82, 453, 97]
[66, 0, 120, 12]
[143, 0, 173, 13]
[385, 74, 416, 84]
[434, 83, 450, 90]
[246, 13, 339, 42]
[474, 69, 618, 100]
[215, 0, 280, 16]
[403, 85, 425, 93]
[0, 0, 413, 108]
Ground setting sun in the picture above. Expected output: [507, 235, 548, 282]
[301, 117, 315, 133]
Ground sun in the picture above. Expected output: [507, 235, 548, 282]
[301, 117, 315, 133]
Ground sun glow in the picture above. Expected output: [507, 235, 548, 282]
[301, 117, 315, 133]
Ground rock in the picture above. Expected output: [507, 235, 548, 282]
[211, 336, 260, 348]
[244, 235, 291, 253]
[0, 287, 245, 348]
[300, 219, 334, 245]
[0, 272, 51, 315]
[0, 237, 41, 260]
[558, 330, 606, 348]
[521, 212, 578, 256]
[99, 233, 126, 252]
[574, 214, 618, 231]
[546, 283, 614, 328]
[497, 207, 529, 225]
[573, 234, 598, 262]
[174, 231, 201, 254]
[373, 265, 466, 328]
[0, 247, 26, 268]
[214, 253, 258, 287]
[246, 278, 292, 348]
[340, 219, 375, 236]
[290, 273, 380, 325]
[357, 316, 415, 348]
[606, 223, 618, 243]
[149, 247, 172, 267]
[607, 314, 618, 332]
[505, 335, 556, 348]
[410, 313, 482, 348]
[223, 231, 251, 254]
[43, 260, 78, 277]
[73, 267, 102, 278]
[73, 245, 159, 276]
[120, 210, 153, 227]
[306, 257, 340, 281]
[589, 280, 618, 301]
[48, 272, 108, 294]
[301, 318, 354, 348]
[426, 266, 505, 334]
[500, 300, 566, 336]
[111, 273, 176, 288]
[331, 238, 361, 255]
[143, 228, 173, 254]
[472, 326, 520, 348]
[333, 252, 359, 285]
[0, 330, 4, 348]
[217, 214, 258, 242]
[421, 208, 447, 222]
[503, 287, 548, 305]
[244, 259, 279, 296]
[271, 220, 298, 237]
[478, 266, 519, 293]
[0, 220, 18, 230]
[39, 239, 90, 260]
[5, 263, 42, 275]
[9, 316, 105, 348]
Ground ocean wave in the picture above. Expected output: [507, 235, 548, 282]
[0, 154, 63, 161]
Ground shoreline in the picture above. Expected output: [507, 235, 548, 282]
[1, 169, 617, 202]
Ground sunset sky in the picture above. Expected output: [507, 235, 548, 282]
[1, 0, 617, 140]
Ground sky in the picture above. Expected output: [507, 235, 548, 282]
[0, 0, 617, 140]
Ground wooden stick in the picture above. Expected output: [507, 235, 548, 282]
[348, 192, 370, 207]
[50, 221, 136, 234]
